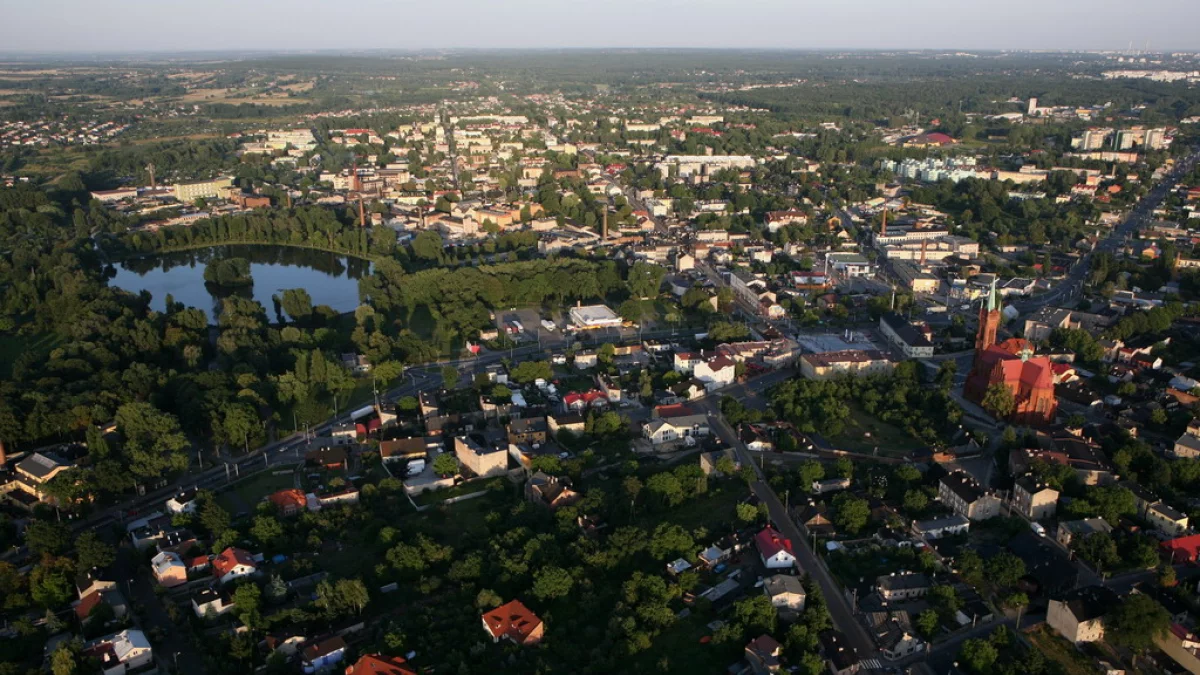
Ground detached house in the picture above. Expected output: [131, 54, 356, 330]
[213, 547, 257, 585]
[763, 574, 806, 613]
[875, 572, 930, 602]
[1047, 586, 1118, 643]
[151, 551, 188, 588]
[269, 488, 309, 517]
[345, 654, 417, 675]
[482, 599, 544, 646]
[82, 629, 153, 675]
[643, 414, 710, 446]
[756, 526, 797, 570]
[301, 636, 346, 674]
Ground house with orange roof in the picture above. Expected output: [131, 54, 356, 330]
[481, 599, 544, 646]
[269, 488, 309, 517]
[344, 654, 417, 675]
[213, 547, 257, 585]
[756, 526, 797, 570]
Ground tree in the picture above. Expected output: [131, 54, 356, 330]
[1158, 564, 1178, 588]
[200, 496, 231, 536]
[51, 644, 78, 675]
[232, 583, 262, 628]
[30, 557, 74, 608]
[74, 531, 115, 573]
[1108, 593, 1170, 652]
[797, 460, 825, 489]
[265, 574, 288, 603]
[315, 578, 370, 618]
[280, 288, 313, 323]
[902, 489, 928, 515]
[532, 566, 574, 601]
[833, 457, 854, 479]
[983, 551, 1026, 588]
[623, 476, 643, 512]
[1074, 532, 1119, 570]
[648, 523, 694, 561]
[115, 402, 189, 480]
[915, 609, 940, 639]
[981, 383, 1015, 419]
[715, 455, 738, 477]
[736, 502, 759, 524]
[956, 549, 984, 587]
[25, 521, 71, 557]
[733, 595, 778, 635]
[832, 493, 869, 534]
[440, 365, 459, 391]
[958, 638, 998, 674]
[251, 515, 284, 547]
[432, 452, 459, 477]
[646, 472, 685, 508]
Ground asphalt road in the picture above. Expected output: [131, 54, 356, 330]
[1012, 147, 1200, 314]
[695, 388, 882, 660]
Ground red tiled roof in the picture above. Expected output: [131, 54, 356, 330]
[653, 404, 696, 419]
[269, 489, 307, 511]
[76, 589, 104, 620]
[302, 636, 346, 662]
[345, 654, 417, 675]
[482, 599, 543, 644]
[1162, 534, 1200, 562]
[755, 526, 794, 559]
[212, 547, 256, 578]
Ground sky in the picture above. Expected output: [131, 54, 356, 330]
[1, 0, 1198, 54]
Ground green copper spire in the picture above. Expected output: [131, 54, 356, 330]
[986, 278, 999, 312]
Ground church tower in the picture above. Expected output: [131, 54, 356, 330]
[975, 279, 1001, 353]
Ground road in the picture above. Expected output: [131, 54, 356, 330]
[1012, 147, 1200, 314]
[695, 390, 881, 660]
[70, 326, 703, 533]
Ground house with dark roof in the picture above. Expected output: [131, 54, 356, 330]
[819, 630, 860, 675]
[1008, 531, 1078, 596]
[482, 599, 544, 646]
[745, 634, 783, 675]
[937, 471, 1000, 521]
[507, 417, 548, 445]
[879, 313, 934, 358]
[1047, 586, 1118, 643]
[525, 472, 581, 510]
[875, 572, 930, 602]
[1012, 476, 1058, 520]
[301, 636, 346, 674]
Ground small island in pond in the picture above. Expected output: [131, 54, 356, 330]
[203, 257, 254, 288]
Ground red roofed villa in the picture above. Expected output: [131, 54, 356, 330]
[344, 654, 417, 675]
[1162, 533, 1200, 563]
[482, 599, 544, 646]
[756, 526, 798, 570]
[269, 488, 308, 517]
[213, 547, 257, 584]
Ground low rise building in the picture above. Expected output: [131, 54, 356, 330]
[1047, 586, 1117, 643]
[875, 572, 930, 602]
[1011, 476, 1059, 520]
[799, 350, 896, 381]
[482, 599, 544, 646]
[938, 471, 1001, 521]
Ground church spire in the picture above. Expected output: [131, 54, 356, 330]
[975, 278, 1001, 353]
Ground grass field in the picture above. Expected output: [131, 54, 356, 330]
[0, 332, 61, 379]
[215, 469, 296, 515]
[1026, 626, 1102, 675]
[829, 407, 926, 457]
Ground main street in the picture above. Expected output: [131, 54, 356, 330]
[694, 389, 882, 660]
[1012, 147, 1200, 313]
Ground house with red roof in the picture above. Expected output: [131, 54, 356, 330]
[756, 526, 797, 570]
[563, 390, 609, 412]
[1162, 533, 1200, 563]
[269, 488, 309, 517]
[344, 654, 417, 675]
[212, 547, 257, 585]
[481, 599, 544, 646]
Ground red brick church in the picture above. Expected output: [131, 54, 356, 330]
[964, 282, 1057, 426]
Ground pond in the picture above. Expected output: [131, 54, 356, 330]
[110, 245, 372, 321]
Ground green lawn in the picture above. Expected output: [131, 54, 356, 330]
[215, 469, 296, 515]
[0, 332, 61, 379]
[412, 477, 510, 507]
[1026, 626, 1102, 675]
[829, 407, 926, 457]
[629, 613, 740, 674]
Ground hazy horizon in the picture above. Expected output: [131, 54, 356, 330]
[2, 0, 1199, 54]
